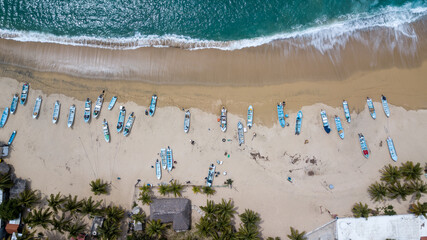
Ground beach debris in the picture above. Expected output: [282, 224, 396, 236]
[250, 152, 268, 161]
[224, 152, 227, 156]
[252, 132, 256, 141]
[216, 160, 223, 165]
[223, 171, 227, 176]
[222, 138, 226, 142]
[287, 177, 293, 183]
[307, 170, 315, 176]
[285, 114, 289, 118]
[379, 140, 383, 147]
[190, 140, 195, 145]
[304, 139, 309, 144]
[329, 184, 334, 190]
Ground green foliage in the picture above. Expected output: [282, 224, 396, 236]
[387, 181, 410, 201]
[225, 179, 234, 188]
[352, 202, 371, 218]
[66, 220, 87, 238]
[81, 196, 103, 217]
[287, 227, 307, 240]
[63, 195, 83, 214]
[400, 161, 423, 181]
[105, 205, 125, 222]
[51, 213, 72, 234]
[168, 180, 184, 197]
[408, 180, 427, 200]
[47, 192, 66, 213]
[195, 216, 215, 238]
[380, 164, 401, 184]
[90, 179, 109, 195]
[132, 211, 146, 223]
[139, 184, 152, 194]
[17, 228, 35, 240]
[146, 219, 166, 239]
[98, 218, 122, 240]
[25, 208, 53, 229]
[368, 181, 387, 202]
[200, 200, 217, 220]
[192, 186, 201, 194]
[202, 186, 216, 196]
[409, 202, 427, 217]
[384, 205, 397, 216]
[18, 189, 41, 209]
[138, 192, 152, 205]
[126, 232, 150, 240]
[158, 184, 169, 196]
[239, 209, 261, 229]
[236, 224, 260, 240]
[0, 198, 22, 221]
[216, 199, 236, 220]
[0, 173, 13, 190]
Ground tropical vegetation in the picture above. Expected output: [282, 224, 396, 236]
[90, 178, 109, 195]
[287, 227, 306, 240]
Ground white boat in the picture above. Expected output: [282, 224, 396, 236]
[220, 107, 227, 132]
[149, 94, 157, 116]
[295, 111, 303, 135]
[160, 148, 167, 170]
[20, 83, 29, 105]
[156, 159, 162, 180]
[93, 91, 104, 119]
[10, 94, 18, 114]
[84, 98, 91, 123]
[206, 164, 216, 187]
[32, 96, 42, 119]
[166, 147, 173, 172]
[67, 105, 76, 128]
[116, 106, 126, 133]
[277, 102, 286, 128]
[367, 97, 376, 119]
[108, 96, 117, 110]
[247, 105, 253, 129]
[334, 116, 344, 139]
[123, 112, 135, 137]
[184, 110, 190, 133]
[320, 110, 330, 133]
[359, 133, 369, 159]
[342, 100, 351, 123]
[237, 121, 244, 146]
[52, 101, 60, 124]
[381, 95, 390, 118]
[102, 119, 110, 143]
[386, 137, 398, 162]
[0, 108, 9, 128]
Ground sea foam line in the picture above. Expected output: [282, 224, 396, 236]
[0, 4, 426, 52]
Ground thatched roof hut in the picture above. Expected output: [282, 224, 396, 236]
[150, 198, 191, 232]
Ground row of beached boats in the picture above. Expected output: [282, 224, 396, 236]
[155, 147, 174, 180]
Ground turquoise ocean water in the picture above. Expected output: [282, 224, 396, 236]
[0, 0, 426, 50]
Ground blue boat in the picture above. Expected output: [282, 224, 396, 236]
[10, 94, 18, 114]
[52, 101, 60, 124]
[381, 95, 390, 118]
[237, 121, 244, 146]
[108, 96, 117, 110]
[20, 83, 29, 105]
[166, 147, 173, 172]
[359, 133, 369, 159]
[160, 148, 167, 170]
[0, 108, 9, 128]
[342, 100, 351, 123]
[67, 105, 76, 128]
[8, 131, 17, 145]
[93, 91, 104, 119]
[84, 98, 91, 123]
[247, 105, 253, 129]
[367, 97, 376, 119]
[32, 96, 42, 119]
[386, 137, 398, 162]
[220, 107, 227, 132]
[206, 164, 216, 187]
[102, 119, 110, 143]
[149, 94, 157, 116]
[334, 116, 344, 139]
[155, 159, 162, 180]
[116, 106, 126, 133]
[277, 102, 286, 128]
[320, 110, 330, 133]
[184, 110, 190, 133]
[295, 111, 303, 135]
[123, 112, 135, 137]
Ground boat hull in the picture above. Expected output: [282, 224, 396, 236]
[52, 101, 60, 124]
[184, 110, 190, 133]
[386, 137, 398, 162]
[382, 96, 390, 118]
[321, 110, 330, 134]
[0, 108, 9, 128]
[149, 95, 157, 116]
[156, 160, 162, 180]
[10, 95, 18, 114]
[343, 100, 351, 123]
[367, 98, 376, 119]
[67, 105, 76, 128]
[237, 121, 244, 146]
[20, 84, 29, 105]
[32, 97, 42, 119]
[295, 111, 303, 135]
[108, 96, 117, 110]
[124, 113, 135, 136]
[116, 106, 126, 133]
[334, 116, 344, 139]
[247, 105, 253, 129]
[166, 147, 173, 172]
[8, 131, 16, 145]
[277, 103, 286, 128]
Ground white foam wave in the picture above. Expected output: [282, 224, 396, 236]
[0, 4, 426, 51]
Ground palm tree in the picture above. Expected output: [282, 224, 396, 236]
[63, 195, 83, 214]
[81, 196, 102, 217]
[215, 214, 232, 233]
[132, 212, 146, 224]
[168, 180, 184, 197]
[146, 219, 166, 239]
[98, 218, 122, 240]
[409, 201, 427, 217]
[408, 180, 427, 200]
[192, 186, 201, 194]
[368, 182, 387, 202]
[0, 173, 13, 190]
[51, 213, 71, 234]
[351, 202, 371, 218]
[90, 179, 109, 195]
[225, 179, 234, 188]
[236, 224, 260, 240]
[66, 220, 87, 238]
[380, 164, 401, 184]
[18, 189, 41, 209]
[287, 227, 306, 240]
[239, 209, 261, 228]
[400, 161, 423, 181]
[105, 205, 125, 222]
[387, 181, 410, 201]
[139, 184, 151, 194]
[202, 186, 216, 196]
[25, 208, 52, 229]
[138, 192, 152, 205]
[266, 237, 281, 240]
[158, 185, 169, 196]
[196, 216, 215, 238]
[47, 192, 66, 213]
[216, 199, 236, 220]
[0, 198, 22, 221]
[200, 200, 217, 220]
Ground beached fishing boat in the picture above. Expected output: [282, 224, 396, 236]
[166, 147, 173, 172]
[52, 101, 60, 124]
[386, 137, 398, 162]
[247, 105, 253, 129]
[206, 164, 216, 187]
[343, 100, 351, 123]
[8, 131, 16, 145]
[295, 111, 303, 135]
[381, 95, 390, 118]
[93, 91, 104, 119]
[220, 107, 227, 132]
[0, 108, 9, 128]
[123, 112, 135, 137]
[367, 97, 376, 119]
[149, 94, 157, 116]
[116, 106, 126, 133]
[84, 98, 91, 123]
[108, 96, 117, 110]
[20, 83, 29, 105]
[67, 105, 76, 128]
[160, 148, 167, 170]
[237, 121, 244, 146]
[10, 94, 18, 114]
[102, 119, 110, 143]
[320, 110, 330, 133]
[334, 116, 344, 139]
[184, 110, 190, 133]
[277, 102, 286, 128]
[156, 159, 162, 180]
[358, 133, 369, 159]
[32, 96, 42, 119]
